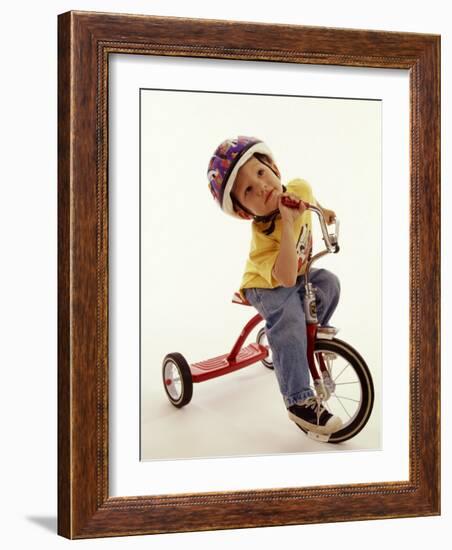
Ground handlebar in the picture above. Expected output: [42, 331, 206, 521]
[280, 196, 340, 253]
[307, 204, 340, 254]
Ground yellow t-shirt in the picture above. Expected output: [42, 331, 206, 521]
[240, 178, 314, 292]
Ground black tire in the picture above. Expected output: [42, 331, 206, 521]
[297, 338, 374, 443]
[256, 327, 274, 369]
[162, 352, 193, 408]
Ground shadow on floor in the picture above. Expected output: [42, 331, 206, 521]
[26, 516, 57, 534]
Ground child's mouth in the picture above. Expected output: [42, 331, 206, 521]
[265, 190, 273, 204]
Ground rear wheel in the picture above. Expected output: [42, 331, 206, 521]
[162, 352, 193, 408]
[256, 327, 274, 369]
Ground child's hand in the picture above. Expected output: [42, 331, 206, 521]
[279, 193, 307, 224]
[315, 199, 336, 225]
[322, 207, 336, 225]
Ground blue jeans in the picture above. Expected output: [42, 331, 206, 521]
[244, 268, 340, 408]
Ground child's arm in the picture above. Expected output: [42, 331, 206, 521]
[272, 195, 307, 287]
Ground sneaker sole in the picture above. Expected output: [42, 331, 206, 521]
[288, 411, 343, 436]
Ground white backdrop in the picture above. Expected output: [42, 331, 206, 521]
[1, 0, 449, 548]
[140, 85, 383, 460]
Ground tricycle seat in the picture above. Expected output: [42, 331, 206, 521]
[232, 291, 251, 306]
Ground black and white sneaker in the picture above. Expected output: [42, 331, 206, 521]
[288, 396, 342, 435]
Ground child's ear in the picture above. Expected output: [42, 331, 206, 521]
[236, 210, 253, 220]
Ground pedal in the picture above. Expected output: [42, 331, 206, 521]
[314, 379, 331, 400]
[322, 374, 336, 394]
[307, 431, 331, 443]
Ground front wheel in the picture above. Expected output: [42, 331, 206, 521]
[307, 338, 374, 443]
[258, 333, 374, 443]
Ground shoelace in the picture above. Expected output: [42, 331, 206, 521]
[303, 396, 325, 425]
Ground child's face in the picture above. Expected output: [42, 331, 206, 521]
[232, 156, 283, 217]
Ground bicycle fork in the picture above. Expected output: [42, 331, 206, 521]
[304, 282, 335, 400]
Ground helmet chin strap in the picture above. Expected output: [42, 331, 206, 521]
[253, 185, 287, 235]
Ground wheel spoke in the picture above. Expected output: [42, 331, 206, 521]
[326, 361, 333, 377]
[333, 363, 351, 383]
[332, 394, 352, 420]
[334, 395, 360, 403]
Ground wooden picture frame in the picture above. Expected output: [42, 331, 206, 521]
[58, 11, 440, 539]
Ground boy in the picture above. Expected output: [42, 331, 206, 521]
[207, 136, 342, 435]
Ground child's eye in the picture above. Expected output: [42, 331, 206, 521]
[258, 169, 264, 176]
[245, 186, 252, 194]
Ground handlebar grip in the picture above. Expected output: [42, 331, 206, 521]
[280, 196, 311, 210]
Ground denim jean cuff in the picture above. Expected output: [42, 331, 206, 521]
[284, 389, 315, 408]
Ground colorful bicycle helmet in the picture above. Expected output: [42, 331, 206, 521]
[207, 136, 274, 218]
